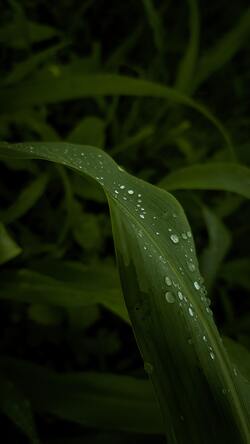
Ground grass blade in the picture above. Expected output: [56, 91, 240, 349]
[0, 222, 22, 265]
[0, 141, 249, 443]
[0, 74, 231, 148]
[158, 162, 250, 198]
[0, 358, 163, 435]
[175, 0, 200, 94]
[0, 261, 128, 322]
[201, 206, 232, 292]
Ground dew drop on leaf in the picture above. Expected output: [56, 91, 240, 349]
[188, 262, 196, 272]
[165, 291, 175, 303]
[194, 281, 200, 290]
[178, 291, 183, 301]
[170, 234, 179, 244]
[188, 307, 194, 317]
[165, 277, 172, 286]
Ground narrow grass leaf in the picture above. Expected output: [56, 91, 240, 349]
[67, 116, 105, 147]
[0, 358, 163, 435]
[0, 74, 231, 148]
[0, 261, 128, 322]
[175, 0, 200, 94]
[0, 141, 249, 443]
[142, 0, 165, 53]
[0, 222, 22, 265]
[201, 206, 232, 292]
[159, 163, 250, 198]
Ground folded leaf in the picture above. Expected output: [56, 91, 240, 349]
[0, 141, 249, 443]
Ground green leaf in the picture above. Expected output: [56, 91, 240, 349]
[4, 43, 65, 86]
[201, 206, 232, 292]
[0, 358, 163, 435]
[0, 372, 39, 444]
[224, 338, 250, 414]
[175, 0, 200, 94]
[142, 0, 165, 53]
[0, 74, 231, 148]
[0, 261, 129, 322]
[0, 19, 60, 49]
[67, 116, 106, 147]
[193, 8, 250, 90]
[0, 141, 249, 443]
[158, 163, 250, 198]
[0, 222, 22, 265]
[0, 172, 49, 224]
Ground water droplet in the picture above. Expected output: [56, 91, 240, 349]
[140, 214, 145, 219]
[187, 231, 192, 238]
[138, 194, 142, 198]
[120, 185, 125, 189]
[188, 263, 196, 272]
[114, 190, 119, 194]
[156, 232, 160, 235]
[202, 335, 207, 342]
[233, 367, 238, 376]
[181, 233, 188, 240]
[165, 277, 172, 286]
[165, 291, 175, 303]
[170, 234, 179, 244]
[194, 281, 200, 290]
[144, 362, 154, 375]
[178, 291, 183, 301]
[128, 189, 134, 195]
[188, 307, 194, 317]
[210, 352, 215, 360]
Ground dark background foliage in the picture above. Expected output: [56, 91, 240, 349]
[0, 0, 249, 442]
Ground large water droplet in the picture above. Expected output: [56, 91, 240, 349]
[210, 351, 215, 360]
[170, 234, 179, 244]
[165, 276, 172, 286]
[188, 307, 194, 317]
[188, 262, 195, 272]
[194, 281, 200, 290]
[178, 291, 183, 301]
[165, 291, 175, 303]
[128, 189, 134, 195]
